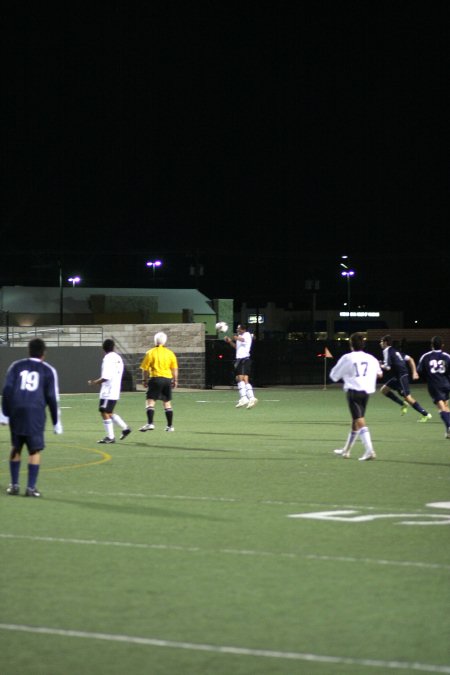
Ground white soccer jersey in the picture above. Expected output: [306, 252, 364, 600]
[329, 351, 381, 393]
[100, 351, 124, 400]
[236, 331, 253, 358]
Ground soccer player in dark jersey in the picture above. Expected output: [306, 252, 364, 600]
[417, 336, 450, 439]
[2, 338, 62, 497]
[379, 335, 431, 422]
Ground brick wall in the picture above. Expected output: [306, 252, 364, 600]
[3, 323, 206, 390]
[103, 323, 206, 390]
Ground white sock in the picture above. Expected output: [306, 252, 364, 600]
[112, 413, 127, 430]
[245, 383, 255, 400]
[103, 418, 114, 439]
[344, 430, 358, 451]
[238, 381, 247, 399]
[359, 426, 374, 453]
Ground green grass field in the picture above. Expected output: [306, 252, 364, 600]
[1, 385, 449, 675]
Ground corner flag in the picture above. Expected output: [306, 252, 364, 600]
[324, 347, 333, 359]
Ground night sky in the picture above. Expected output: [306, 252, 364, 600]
[2, 3, 449, 326]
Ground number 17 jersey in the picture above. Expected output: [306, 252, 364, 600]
[329, 351, 382, 393]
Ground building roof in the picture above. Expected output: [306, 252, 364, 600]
[0, 286, 216, 315]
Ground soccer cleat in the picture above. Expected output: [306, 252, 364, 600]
[246, 398, 258, 409]
[165, 426, 175, 432]
[236, 397, 249, 408]
[6, 484, 20, 495]
[401, 402, 408, 415]
[97, 437, 115, 444]
[139, 424, 155, 432]
[358, 450, 376, 461]
[445, 429, 450, 439]
[417, 413, 432, 423]
[334, 448, 350, 458]
[25, 487, 41, 497]
[120, 428, 132, 440]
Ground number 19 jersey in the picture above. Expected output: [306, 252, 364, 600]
[2, 357, 60, 435]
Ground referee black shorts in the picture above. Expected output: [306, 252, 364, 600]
[146, 377, 173, 402]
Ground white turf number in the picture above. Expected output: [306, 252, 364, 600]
[19, 370, 40, 391]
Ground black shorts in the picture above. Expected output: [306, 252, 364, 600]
[385, 373, 410, 397]
[11, 432, 44, 453]
[234, 357, 252, 377]
[427, 383, 450, 404]
[346, 389, 369, 421]
[146, 377, 172, 402]
[99, 399, 118, 414]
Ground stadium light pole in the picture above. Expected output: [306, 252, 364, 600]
[146, 260, 162, 285]
[68, 276, 81, 288]
[58, 260, 63, 325]
[340, 263, 355, 336]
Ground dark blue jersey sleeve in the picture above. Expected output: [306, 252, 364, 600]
[43, 363, 60, 425]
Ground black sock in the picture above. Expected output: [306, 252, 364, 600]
[386, 391, 403, 406]
[28, 464, 40, 489]
[412, 401, 427, 416]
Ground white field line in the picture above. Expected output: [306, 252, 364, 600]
[0, 624, 449, 673]
[195, 399, 280, 402]
[46, 489, 450, 514]
[0, 533, 449, 571]
[10, 485, 448, 515]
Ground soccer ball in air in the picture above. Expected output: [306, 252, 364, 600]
[215, 321, 229, 333]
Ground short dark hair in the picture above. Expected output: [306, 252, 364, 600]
[431, 336, 443, 350]
[350, 332, 365, 351]
[28, 338, 46, 358]
[380, 335, 392, 345]
[102, 339, 115, 352]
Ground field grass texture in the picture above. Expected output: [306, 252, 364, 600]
[1, 385, 449, 675]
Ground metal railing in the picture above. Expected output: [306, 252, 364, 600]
[110, 333, 138, 389]
[1, 326, 104, 347]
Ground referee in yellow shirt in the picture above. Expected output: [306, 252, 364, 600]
[139, 332, 179, 432]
